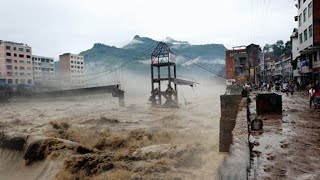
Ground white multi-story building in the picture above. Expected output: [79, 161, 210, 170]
[295, 0, 320, 84]
[282, 55, 293, 82]
[291, 28, 302, 83]
[59, 53, 85, 87]
[32, 55, 55, 85]
[0, 40, 33, 85]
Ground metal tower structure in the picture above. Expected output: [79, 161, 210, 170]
[150, 42, 178, 106]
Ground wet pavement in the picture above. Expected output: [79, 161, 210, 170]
[249, 92, 320, 180]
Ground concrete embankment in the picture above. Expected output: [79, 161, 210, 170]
[218, 94, 250, 179]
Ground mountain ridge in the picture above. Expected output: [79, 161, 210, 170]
[78, 35, 226, 76]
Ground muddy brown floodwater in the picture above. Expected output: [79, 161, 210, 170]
[0, 82, 225, 180]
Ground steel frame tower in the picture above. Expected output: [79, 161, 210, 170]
[150, 42, 178, 106]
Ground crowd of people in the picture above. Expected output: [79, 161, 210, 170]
[242, 80, 320, 109]
[256, 80, 300, 95]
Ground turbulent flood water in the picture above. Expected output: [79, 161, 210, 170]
[0, 78, 225, 180]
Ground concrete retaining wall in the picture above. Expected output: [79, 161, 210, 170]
[218, 96, 250, 180]
[219, 94, 242, 152]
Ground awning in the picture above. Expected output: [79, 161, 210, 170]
[300, 46, 320, 53]
[173, 79, 199, 87]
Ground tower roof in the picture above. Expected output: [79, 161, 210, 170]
[151, 42, 173, 57]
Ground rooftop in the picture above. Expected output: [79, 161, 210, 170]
[60, 53, 83, 57]
[0, 40, 30, 47]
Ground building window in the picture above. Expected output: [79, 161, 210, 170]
[26, 49, 31, 53]
[304, 29, 308, 41]
[27, 61, 31, 64]
[14, 53, 17, 57]
[309, 25, 313, 38]
[18, 48, 24, 52]
[303, 8, 307, 22]
[7, 79, 13, 84]
[6, 65, 12, 70]
[14, 60, 17, 63]
[308, 2, 313, 17]
[28, 80, 32, 84]
[26, 55, 31, 59]
[19, 60, 24, 64]
[6, 52, 11, 56]
[20, 66, 25, 70]
[6, 46, 10, 50]
[6, 59, 12, 63]
[299, 14, 302, 27]
[7, 72, 12, 76]
[14, 66, 18, 70]
[19, 54, 24, 58]
[15, 79, 18, 84]
[13, 47, 16, 51]
[299, 33, 303, 44]
[71, 65, 74, 68]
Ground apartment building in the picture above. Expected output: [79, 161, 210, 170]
[225, 44, 262, 85]
[296, 0, 320, 84]
[59, 53, 84, 87]
[282, 54, 293, 82]
[0, 40, 33, 85]
[226, 47, 248, 85]
[291, 28, 303, 83]
[32, 55, 55, 85]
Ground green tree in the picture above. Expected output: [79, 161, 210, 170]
[284, 40, 292, 54]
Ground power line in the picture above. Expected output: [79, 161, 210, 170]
[78, 43, 158, 84]
[50, 44, 158, 82]
[172, 49, 226, 79]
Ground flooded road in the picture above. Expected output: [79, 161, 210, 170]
[249, 92, 320, 180]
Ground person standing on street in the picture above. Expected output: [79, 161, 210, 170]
[288, 81, 295, 96]
[309, 86, 316, 108]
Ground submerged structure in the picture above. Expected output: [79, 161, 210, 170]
[149, 42, 196, 107]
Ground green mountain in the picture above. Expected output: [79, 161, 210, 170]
[79, 35, 227, 76]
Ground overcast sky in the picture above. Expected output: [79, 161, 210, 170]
[0, 0, 296, 59]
